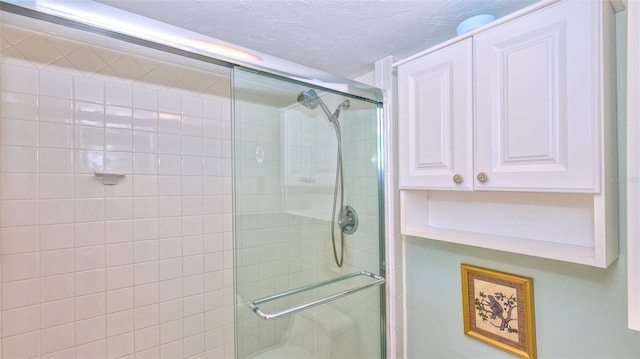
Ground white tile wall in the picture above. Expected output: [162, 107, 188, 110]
[1, 23, 234, 358]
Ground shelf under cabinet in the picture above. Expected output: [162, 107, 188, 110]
[401, 190, 617, 268]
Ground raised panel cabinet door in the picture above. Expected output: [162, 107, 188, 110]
[398, 38, 473, 190]
[474, 0, 601, 192]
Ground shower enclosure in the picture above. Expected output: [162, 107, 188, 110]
[233, 70, 385, 358]
[0, 2, 385, 358]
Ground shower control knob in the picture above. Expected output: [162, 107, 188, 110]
[339, 206, 359, 235]
[477, 172, 488, 183]
[453, 174, 463, 184]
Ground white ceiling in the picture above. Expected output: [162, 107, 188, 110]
[96, 0, 540, 79]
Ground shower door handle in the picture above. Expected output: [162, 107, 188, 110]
[248, 271, 385, 320]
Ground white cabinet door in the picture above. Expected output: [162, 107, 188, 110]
[474, 0, 601, 192]
[398, 38, 473, 190]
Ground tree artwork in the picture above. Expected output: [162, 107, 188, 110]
[475, 291, 518, 333]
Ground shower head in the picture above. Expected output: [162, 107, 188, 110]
[297, 89, 333, 120]
[297, 89, 321, 110]
[296, 89, 348, 123]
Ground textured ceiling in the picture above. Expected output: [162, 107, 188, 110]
[96, 0, 540, 79]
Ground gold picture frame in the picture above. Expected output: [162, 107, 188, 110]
[461, 264, 536, 359]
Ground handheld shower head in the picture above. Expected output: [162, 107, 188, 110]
[337, 99, 350, 112]
[328, 99, 351, 123]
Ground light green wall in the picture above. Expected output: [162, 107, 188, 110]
[405, 7, 640, 359]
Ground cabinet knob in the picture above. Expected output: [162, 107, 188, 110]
[477, 172, 488, 183]
[453, 174, 463, 184]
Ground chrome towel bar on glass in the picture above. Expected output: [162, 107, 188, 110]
[249, 271, 385, 320]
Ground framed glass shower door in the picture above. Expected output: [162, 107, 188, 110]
[232, 68, 385, 359]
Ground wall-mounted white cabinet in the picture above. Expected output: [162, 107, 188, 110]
[395, 0, 619, 267]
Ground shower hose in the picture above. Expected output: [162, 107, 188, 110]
[331, 120, 345, 267]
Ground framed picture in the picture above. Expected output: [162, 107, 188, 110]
[461, 264, 536, 359]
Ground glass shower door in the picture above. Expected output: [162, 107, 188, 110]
[232, 68, 385, 359]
